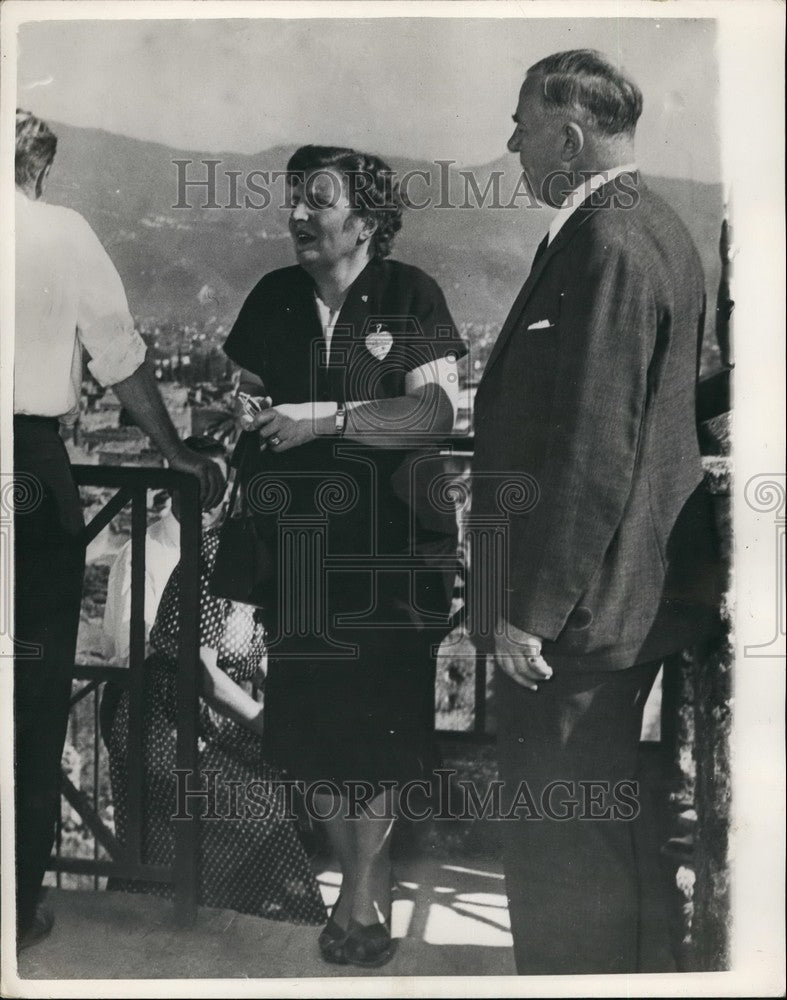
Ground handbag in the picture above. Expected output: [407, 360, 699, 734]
[209, 432, 277, 615]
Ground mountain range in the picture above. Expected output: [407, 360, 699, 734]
[44, 122, 725, 369]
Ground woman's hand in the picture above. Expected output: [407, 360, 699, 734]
[200, 646, 265, 738]
[234, 367, 271, 433]
[235, 393, 273, 433]
[248, 403, 324, 451]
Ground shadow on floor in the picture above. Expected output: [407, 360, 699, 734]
[16, 855, 516, 981]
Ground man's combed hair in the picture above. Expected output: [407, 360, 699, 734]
[15, 109, 57, 191]
[286, 145, 403, 259]
[527, 50, 643, 137]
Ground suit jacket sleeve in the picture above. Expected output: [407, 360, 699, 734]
[507, 237, 657, 641]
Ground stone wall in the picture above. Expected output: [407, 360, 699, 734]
[662, 450, 733, 970]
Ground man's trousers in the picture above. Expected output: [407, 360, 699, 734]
[13, 416, 85, 936]
[495, 658, 665, 975]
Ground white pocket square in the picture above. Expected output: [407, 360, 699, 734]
[526, 319, 555, 330]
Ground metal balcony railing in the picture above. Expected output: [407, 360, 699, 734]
[52, 465, 202, 924]
[52, 440, 491, 925]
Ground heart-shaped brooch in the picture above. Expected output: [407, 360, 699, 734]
[365, 324, 393, 361]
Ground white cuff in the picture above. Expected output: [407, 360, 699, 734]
[88, 327, 147, 387]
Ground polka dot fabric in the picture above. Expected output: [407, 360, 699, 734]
[149, 530, 265, 674]
[107, 528, 326, 926]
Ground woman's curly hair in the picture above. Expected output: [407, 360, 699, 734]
[286, 145, 403, 259]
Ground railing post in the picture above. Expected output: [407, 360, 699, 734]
[473, 651, 488, 736]
[125, 487, 148, 861]
[173, 472, 201, 926]
[56, 467, 212, 896]
[464, 519, 508, 738]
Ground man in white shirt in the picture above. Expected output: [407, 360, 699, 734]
[13, 110, 225, 949]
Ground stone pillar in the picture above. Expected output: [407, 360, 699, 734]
[691, 453, 733, 969]
[662, 449, 732, 970]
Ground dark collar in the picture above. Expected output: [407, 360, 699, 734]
[295, 256, 385, 318]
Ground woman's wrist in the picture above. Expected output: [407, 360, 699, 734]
[310, 402, 339, 437]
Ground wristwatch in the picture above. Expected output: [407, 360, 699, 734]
[334, 404, 347, 437]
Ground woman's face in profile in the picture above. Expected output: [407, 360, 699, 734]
[288, 167, 369, 271]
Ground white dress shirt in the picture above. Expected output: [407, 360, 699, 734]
[102, 508, 181, 667]
[14, 189, 147, 422]
[548, 163, 637, 245]
[313, 291, 343, 365]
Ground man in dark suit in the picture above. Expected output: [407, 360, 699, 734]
[469, 50, 720, 974]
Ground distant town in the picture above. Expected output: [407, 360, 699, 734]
[71, 316, 491, 465]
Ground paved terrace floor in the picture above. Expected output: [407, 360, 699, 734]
[16, 855, 516, 981]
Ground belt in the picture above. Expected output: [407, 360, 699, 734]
[14, 414, 60, 429]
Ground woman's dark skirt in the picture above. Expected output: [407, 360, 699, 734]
[260, 570, 452, 794]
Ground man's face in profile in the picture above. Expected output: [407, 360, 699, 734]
[507, 76, 565, 207]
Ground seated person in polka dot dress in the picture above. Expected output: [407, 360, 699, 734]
[106, 440, 326, 925]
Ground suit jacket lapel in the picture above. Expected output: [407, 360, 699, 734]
[480, 185, 612, 381]
[482, 234, 551, 376]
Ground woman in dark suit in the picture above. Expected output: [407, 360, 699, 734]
[222, 145, 466, 966]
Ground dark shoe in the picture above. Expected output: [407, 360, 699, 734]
[318, 895, 350, 965]
[345, 918, 397, 968]
[18, 905, 54, 952]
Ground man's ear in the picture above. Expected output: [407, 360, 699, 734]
[562, 122, 585, 162]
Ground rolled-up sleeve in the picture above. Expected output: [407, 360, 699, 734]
[73, 214, 147, 386]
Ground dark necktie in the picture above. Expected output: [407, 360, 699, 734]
[531, 233, 549, 270]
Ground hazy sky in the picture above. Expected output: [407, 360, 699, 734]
[17, 16, 721, 181]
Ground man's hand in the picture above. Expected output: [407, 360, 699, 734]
[111, 361, 226, 507]
[169, 446, 225, 510]
[247, 403, 321, 452]
[494, 619, 552, 691]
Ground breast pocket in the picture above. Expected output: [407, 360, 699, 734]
[519, 289, 563, 336]
[514, 303, 562, 379]
[521, 316, 558, 333]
